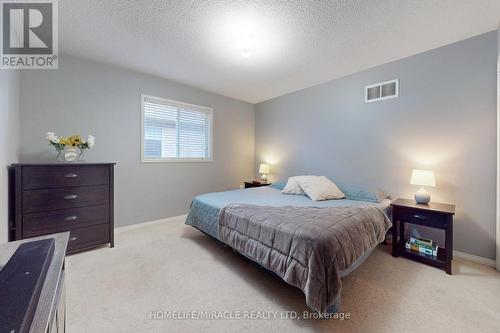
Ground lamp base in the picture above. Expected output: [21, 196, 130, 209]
[415, 187, 430, 204]
[260, 174, 267, 183]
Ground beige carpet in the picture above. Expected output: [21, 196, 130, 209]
[66, 215, 500, 333]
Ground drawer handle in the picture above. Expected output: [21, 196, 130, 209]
[64, 194, 78, 200]
[65, 215, 78, 222]
[413, 214, 426, 220]
[70, 236, 77, 241]
[64, 173, 78, 178]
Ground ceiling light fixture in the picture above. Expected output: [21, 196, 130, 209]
[240, 48, 255, 58]
[239, 32, 255, 58]
[207, 10, 283, 63]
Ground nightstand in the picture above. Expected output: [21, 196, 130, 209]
[391, 198, 456, 274]
[244, 181, 271, 188]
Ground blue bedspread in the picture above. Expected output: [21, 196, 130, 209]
[185, 186, 391, 239]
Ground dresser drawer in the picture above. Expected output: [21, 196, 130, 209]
[23, 205, 109, 237]
[23, 185, 109, 213]
[397, 209, 447, 229]
[67, 224, 109, 252]
[22, 166, 109, 189]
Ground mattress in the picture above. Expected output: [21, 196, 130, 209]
[185, 186, 392, 313]
[185, 185, 391, 240]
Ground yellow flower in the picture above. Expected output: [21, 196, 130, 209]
[59, 137, 68, 145]
[64, 135, 81, 147]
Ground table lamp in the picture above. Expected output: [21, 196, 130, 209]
[259, 163, 270, 183]
[410, 169, 435, 204]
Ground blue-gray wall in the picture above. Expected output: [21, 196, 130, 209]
[256, 31, 498, 260]
[496, 23, 499, 268]
[19, 55, 255, 227]
[0, 71, 20, 243]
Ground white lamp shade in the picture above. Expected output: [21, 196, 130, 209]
[259, 163, 270, 174]
[410, 169, 436, 187]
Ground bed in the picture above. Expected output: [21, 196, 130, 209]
[185, 185, 391, 314]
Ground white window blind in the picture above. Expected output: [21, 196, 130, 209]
[141, 95, 213, 162]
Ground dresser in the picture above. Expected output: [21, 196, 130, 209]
[9, 163, 115, 254]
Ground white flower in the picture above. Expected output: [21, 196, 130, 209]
[46, 132, 59, 143]
[87, 135, 95, 148]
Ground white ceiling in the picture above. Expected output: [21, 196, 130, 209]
[60, 0, 500, 104]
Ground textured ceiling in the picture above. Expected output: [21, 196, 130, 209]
[60, 0, 500, 103]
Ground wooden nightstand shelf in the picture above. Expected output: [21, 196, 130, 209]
[244, 181, 271, 188]
[391, 198, 455, 274]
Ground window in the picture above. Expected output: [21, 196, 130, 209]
[141, 95, 213, 162]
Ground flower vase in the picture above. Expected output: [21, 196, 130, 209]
[78, 149, 86, 162]
[64, 147, 79, 162]
[55, 149, 63, 161]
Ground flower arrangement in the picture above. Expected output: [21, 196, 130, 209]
[46, 132, 95, 161]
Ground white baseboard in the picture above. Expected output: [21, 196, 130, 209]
[453, 250, 496, 268]
[115, 214, 187, 233]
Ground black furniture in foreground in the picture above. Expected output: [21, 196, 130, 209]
[0, 238, 55, 333]
[9, 163, 115, 254]
[391, 198, 456, 274]
[0, 233, 69, 333]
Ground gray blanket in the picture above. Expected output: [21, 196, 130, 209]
[218, 204, 391, 313]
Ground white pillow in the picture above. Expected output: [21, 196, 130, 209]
[298, 176, 345, 201]
[282, 176, 307, 195]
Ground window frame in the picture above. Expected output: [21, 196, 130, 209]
[141, 94, 214, 163]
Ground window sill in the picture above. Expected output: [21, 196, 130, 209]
[141, 158, 213, 163]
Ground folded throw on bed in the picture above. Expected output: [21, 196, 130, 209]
[218, 204, 391, 313]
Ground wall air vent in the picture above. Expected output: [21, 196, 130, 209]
[365, 79, 399, 103]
